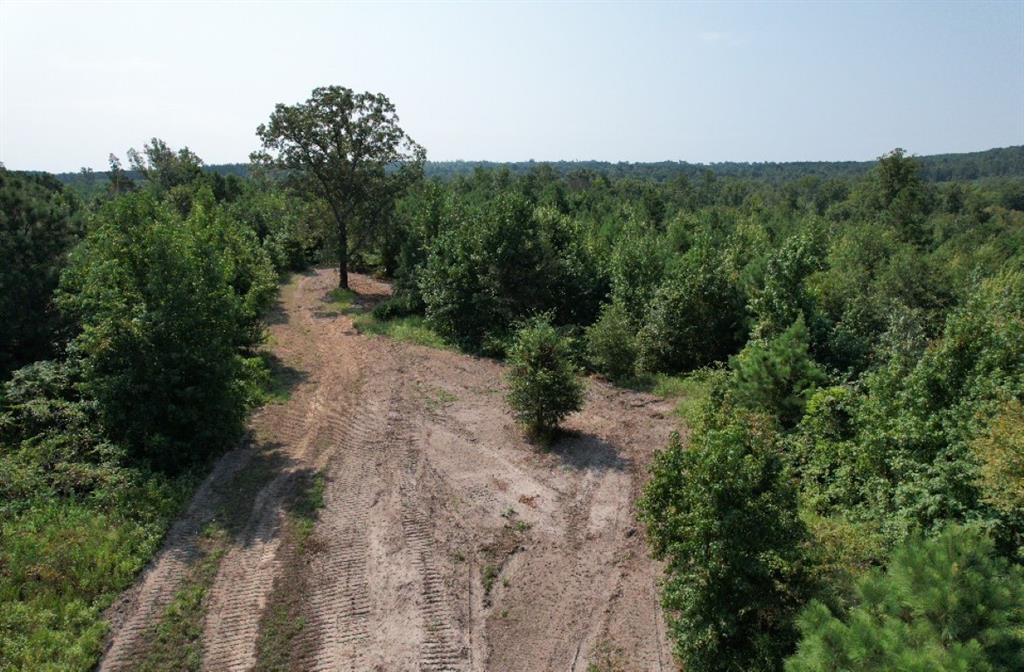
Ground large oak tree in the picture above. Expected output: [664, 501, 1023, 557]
[252, 86, 424, 288]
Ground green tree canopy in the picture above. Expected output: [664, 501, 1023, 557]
[57, 192, 274, 470]
[639, 417, 811, 672]
[253, 85, 425, 288]
[0, 169, 83, 377]
[730, 316, 828, 428]
[635, 242, 747, 374]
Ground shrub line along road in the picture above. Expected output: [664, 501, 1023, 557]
[99, 268, 677, 671]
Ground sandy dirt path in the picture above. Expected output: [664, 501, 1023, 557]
[99, 268, 678, 671]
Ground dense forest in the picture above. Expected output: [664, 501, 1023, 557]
[376, 147, 1024, 670]
[2, 105, 1023, 670]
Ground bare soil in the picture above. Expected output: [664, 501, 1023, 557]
[99, 268, 679, 672]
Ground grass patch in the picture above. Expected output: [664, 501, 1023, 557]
[324, 288, 363, 316]
[481, 565, 500, 597]
[624, 368, 720, 424]
[287, 472, 325, 545]
[135, 525, 228, 672]
[0, 472, 195, 672]
[353, 313, 448, 350]
[586, 640, 627, 671]
[245, 351, 304, 405]
[254, 599, 307, 672]
[416, 382, 457, 413]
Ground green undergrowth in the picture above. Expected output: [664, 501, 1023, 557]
[324, 288, 361, 315]
[620, 368, 719, 425]
[353, 313, 449, 349]
[323, 286, 449, 350]
[0, 470, 196, 671]
[289, 472, 325, 543]
[244, 351, 302, 404]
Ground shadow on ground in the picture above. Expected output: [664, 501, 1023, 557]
[208, 440, 319, 549]
[260, 352, 308, 400]
[545, 430, 632, 473]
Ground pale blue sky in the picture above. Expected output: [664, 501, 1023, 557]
[1, 1, 1021, 172]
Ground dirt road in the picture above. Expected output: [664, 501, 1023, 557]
[99, 268, 678, 671]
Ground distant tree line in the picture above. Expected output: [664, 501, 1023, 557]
[43, 144, 1024, 199]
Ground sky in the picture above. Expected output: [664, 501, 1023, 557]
[1, 1, 1022, 172]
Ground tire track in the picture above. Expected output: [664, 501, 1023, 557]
[200, 271, 377, 671]
[98, 448, 252, 671]
[393, 388, 468, 672]
[199, 387, 329, 670]
[305, 384, 395, 670]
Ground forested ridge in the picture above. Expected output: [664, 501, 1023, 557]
[38, 143, 1024, 196]
[2, 87, 1023, 671]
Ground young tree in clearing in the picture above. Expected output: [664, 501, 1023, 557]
[252, 86, 425, 288]
[506, 316, 585, 439]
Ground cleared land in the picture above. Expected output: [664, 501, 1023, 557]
[99, 268, 678, 671]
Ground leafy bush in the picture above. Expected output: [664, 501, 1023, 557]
[786, 525, 1024, 672]
[0, 361, 122, 510]
[607, 228, 666, 324]
[585, 301, 638, 382]
[505, 316, 585, 436]
[420, 192, 604, 353]
[227, 185, 320, 273]
[973, 399, 1024, 555]
[371, 293, 421, 321]
[57, 192, 275, 470]
[639, 417, 811, 672]
[635, 244, 747, 374]
[419, 192, 536, 350]
[747, 232, 825, 341]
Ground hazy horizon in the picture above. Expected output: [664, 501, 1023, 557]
[21, 144, 1024, 178]
[2, 1, 1022, 172]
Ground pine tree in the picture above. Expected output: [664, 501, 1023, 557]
[730, 316, 828, 427]
[505, 316, 585, 437]
[786, 525, 1024, 672]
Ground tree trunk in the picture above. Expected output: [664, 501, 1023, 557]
[337, 218, 348, 289]
[328, 200, 349, 289]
